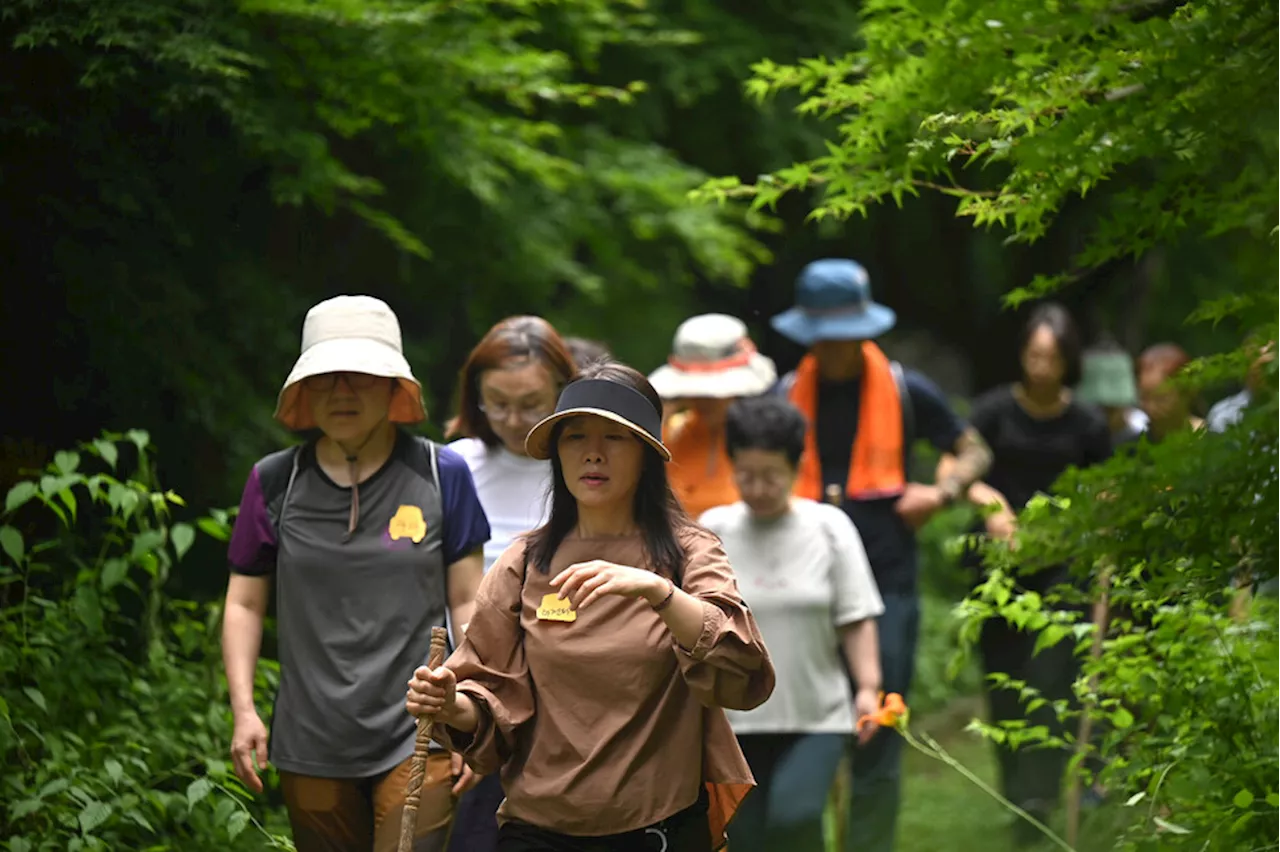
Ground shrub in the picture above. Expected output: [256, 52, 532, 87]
[1, 432, 290, 851]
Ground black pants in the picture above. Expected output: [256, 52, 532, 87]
[976, 573, 1082, 839]
[447, 773, 504, 852]
[730, 733, 845, 852]
[496, 789, 711, 852]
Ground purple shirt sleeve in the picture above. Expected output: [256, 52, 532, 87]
[436, 446, 491, 565]
[227, 466, 278, 576]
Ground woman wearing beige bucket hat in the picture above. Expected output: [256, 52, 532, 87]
[406, 360, 775, 851]
[223, 295, 491, 852]
[649, 314, 777, 518]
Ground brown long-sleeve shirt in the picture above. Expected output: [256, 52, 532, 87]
[432, 526, 775, 843]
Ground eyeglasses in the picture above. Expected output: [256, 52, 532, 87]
[302, 372, 384, 392]
[478, 402, 554, 425]
[733, 468, 794, 489]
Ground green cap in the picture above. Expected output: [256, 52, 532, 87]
[1077, 350, 1138, 407]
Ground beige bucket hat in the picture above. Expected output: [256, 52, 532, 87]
[648, 313, 777, 400]
[274, 295, 427, 430]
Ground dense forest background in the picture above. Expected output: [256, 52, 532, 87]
[2, 1, 1275, 851]
[1, 0, 1256, 556]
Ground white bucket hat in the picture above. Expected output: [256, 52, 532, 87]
[648, 314, 777, 400]
[274, 295, 426, 430]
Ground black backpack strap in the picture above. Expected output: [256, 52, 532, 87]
[890, 360, 916, 449]
[256, 445, 304, 538]
[414, 436, 457, 653]
[890, 360, 917, 480]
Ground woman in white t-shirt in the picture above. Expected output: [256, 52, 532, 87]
[443, 315, 579, 852]
[699, 395, 885, 852]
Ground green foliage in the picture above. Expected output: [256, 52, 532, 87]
[3, 0, 772, 509]
[698, 0, 1278, 308]
[1, 434, 288, 850]
[717, 6, 1280, 842]
[957, 394, 1279, 850]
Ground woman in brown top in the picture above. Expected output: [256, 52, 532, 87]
[406, 361, 775, 851]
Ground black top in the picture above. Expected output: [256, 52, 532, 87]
[778, 367, 965, 596]
[969, 385, 1112, 511]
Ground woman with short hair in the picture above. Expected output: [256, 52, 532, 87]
[700, 394, 884, 852]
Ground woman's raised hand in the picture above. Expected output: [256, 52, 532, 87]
[551, 560, 667, 611]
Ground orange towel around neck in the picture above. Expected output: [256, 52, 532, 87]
[789, 342, 906, 501]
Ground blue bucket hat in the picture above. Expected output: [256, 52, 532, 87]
[770, 259, 897, 346]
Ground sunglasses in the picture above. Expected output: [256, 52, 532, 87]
[302, 372, 386, 392]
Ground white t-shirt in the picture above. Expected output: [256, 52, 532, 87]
[700, 498, 884, 734]
[449, 438, 550, 573]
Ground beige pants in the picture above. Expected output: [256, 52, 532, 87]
[280, 753, 454, 852]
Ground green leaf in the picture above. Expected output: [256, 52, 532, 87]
[227, 809, 250, 841]
[0, 696, 8, 722]
[77, 800, 112, 835]
[214, 797, 238, 825]
[92, 440, 118, 471]
[165, 490, 186, 507]
[131, 530, 165, 559]
[186, 777, 213, 810]
[58, 488, 77, 523]
[1233, 789, 1255, 809]
[10, 799, 42, 819]
[1267, 792, 1279, 808]
[104, 759, 124, 787]
[22, 687, 46, 714]
[100, 559, 129, 591]
[10, 837, 33, 852]
[5, 482, 38, 514]
[40, 474, 76, 498]
[0, 526, 24, 566]
[197, 517, 231, 542]
[54, 451, 80, 475]
[39, 779, 70, 798]
[126, 430, 150, 451]
[124, 810, 154, 833]
[73, 586, 103, 633]
[1110, 707, 1135, 729]
[1153, 816, 1191, 835]
[171, 523, 196, 560]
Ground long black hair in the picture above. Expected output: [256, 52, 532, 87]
[524, 361, 691, 580]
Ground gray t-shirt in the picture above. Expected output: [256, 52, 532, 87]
[228, 433, 490, 777]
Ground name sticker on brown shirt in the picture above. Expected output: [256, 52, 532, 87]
[536, 594, 577, 623]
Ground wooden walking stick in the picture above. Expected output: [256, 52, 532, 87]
[1065, 568, 1110, 848]
[399, 626, 450, 852]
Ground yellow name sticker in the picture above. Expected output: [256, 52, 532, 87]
[536, 593, 577, 623]
[388, 505, 428, 543]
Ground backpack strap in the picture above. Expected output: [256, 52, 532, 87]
[890, 360, 916, 451]
[414, 436, 456, 653]
[257, 445, 305, 538]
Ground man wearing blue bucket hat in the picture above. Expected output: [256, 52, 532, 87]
[772, 259, 992, 852]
